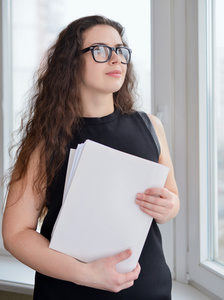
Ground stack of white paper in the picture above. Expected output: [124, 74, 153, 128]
[50, 140, 169, 273]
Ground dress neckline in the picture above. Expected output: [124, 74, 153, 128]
[82, 108, 120, 125]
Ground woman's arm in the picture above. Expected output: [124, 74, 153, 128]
[2, 147, 140, 293]
[136, 114, 180, 224]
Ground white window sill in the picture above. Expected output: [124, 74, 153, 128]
[0, 255, 34, 295]
[0, 255, 213, 299]
[172, 281, 212, 300]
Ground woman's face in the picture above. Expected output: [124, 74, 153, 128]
[80, 25, 127, 99]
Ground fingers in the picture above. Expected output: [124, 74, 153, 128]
[131, 262, 141, 279]
[136, 193, 164, 213]
[144, 187, 170, 199]
[122, 262, 141, 280]
[135, 187, 175, 223]
[136, 188, 174, 209]
[92, 252, 140, 293]
[107, 251, 140, 292]
[111, 249, 132, 264]
[112, 262, 141, 293]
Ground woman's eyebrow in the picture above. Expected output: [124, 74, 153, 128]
[91, 42, 124, 47]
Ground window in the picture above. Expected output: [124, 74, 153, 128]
[187, 0, 224, 298]
[203, 0, 224, 268]
[211, 0, 224, 265]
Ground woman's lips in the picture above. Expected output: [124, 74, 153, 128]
[106, 70, 122, 78]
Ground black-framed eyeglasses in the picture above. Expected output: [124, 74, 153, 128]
[81, 45, 132, 64]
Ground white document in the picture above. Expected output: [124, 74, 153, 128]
[50, 140, 169, 273]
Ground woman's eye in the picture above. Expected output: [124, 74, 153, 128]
[95, 46, 107, 56]
[94, 46, 101, 52]
[117, 48, 123, 55]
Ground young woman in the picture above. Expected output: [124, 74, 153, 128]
[2, 15, 180, 299]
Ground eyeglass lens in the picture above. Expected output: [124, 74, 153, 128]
[93, 45, 130, 63]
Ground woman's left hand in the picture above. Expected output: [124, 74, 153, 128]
[135, 187, 177, 224]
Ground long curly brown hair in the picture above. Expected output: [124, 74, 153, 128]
[8, 15, 137, 206]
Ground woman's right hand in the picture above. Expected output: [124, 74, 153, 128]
[83, 249, 141, 293]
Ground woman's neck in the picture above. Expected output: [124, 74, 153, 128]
[81, 93, 114, 118]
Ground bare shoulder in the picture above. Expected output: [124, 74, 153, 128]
[145, 113, 170, 163]
[147, 114, 164, 133]
[146, 114, 178, 196]
[146, 113, 166, 144]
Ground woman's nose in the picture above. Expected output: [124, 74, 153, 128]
[109, 50, 122, 64]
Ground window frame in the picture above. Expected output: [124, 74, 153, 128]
[0, 0, 13, 254]
[187, 0, 224, 298]
[152, 0, 224, 298]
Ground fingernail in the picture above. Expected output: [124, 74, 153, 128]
[137, 193, 143, 199]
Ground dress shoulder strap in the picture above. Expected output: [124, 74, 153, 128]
[138, 111, 161, 157]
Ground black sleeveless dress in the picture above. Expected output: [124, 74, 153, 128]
[33, 109, 172, 299]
